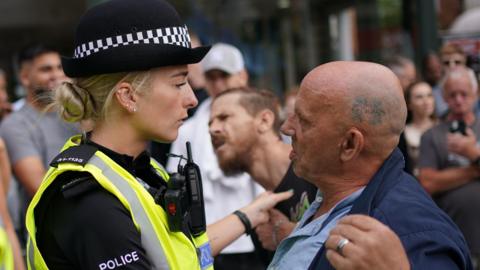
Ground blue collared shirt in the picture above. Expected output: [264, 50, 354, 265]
[267, 187, 365, 270]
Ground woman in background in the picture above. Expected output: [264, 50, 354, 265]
[401, 81, 436, 176]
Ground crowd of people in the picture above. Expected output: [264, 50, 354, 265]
[0, 0, 478, 269]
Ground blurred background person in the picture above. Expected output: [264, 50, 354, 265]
[423, 52, 443, 89]
[399, 81, 436, 176]
[0, 44, 78, 250]
[434, 43, 469, 118]
[188, 32, 209, 117]
[385, 55, 417, 92]
[0, 138, 24, 270]
[0, 69, 12, 121]
[209, 87, 317, 266]
[422, 52, 445, 117]
[282, 86, 298, 120]
[280, 86, 299, 145]
[440, 43, 467, 69]
[418, 66, 480, 267]
[437, 43, 480, 123]
[387, 55, 417, 173]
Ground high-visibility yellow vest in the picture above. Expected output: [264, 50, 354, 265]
[0, 219, 13, 270]
[26, 135, 214, 270]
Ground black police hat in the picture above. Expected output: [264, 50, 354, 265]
[62, 0, 210, 77]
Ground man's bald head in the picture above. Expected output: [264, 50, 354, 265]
[301, 61, 406, 156]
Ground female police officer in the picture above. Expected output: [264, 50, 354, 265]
[24, 0, 292, 269]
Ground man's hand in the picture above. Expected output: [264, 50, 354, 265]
[255, 209, 295, 250]
[324, 215, 410, 270]
[447, 128, 480, 160]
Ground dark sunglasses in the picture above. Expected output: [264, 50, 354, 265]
[443, 59, 465, 66]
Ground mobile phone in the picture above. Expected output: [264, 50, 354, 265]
[449, 120, 467, 135]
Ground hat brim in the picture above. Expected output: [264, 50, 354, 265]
[62, 44, 211, 77]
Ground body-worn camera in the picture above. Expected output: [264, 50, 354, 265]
[449, 120, 467, 135]
[164, 142, 206, 236]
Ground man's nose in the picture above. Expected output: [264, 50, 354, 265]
[454, 95, 464, 103]
[213, 79, 227, 92]
[209, 120, 220, 135]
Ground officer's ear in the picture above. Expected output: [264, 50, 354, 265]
[115, 82, 138, 113]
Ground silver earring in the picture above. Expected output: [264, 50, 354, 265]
[132, 107, 137, 112]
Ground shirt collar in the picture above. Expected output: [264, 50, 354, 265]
[84, 135, 151, 176]
[293, 187, 365, 237]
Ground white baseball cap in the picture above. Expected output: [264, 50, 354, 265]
[201, 43, 244, 74]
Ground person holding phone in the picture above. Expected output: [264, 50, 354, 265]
[419, 66, 480, 267]
[400, 81, 437, 176]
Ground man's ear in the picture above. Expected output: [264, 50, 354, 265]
[339, 128, 364, 162]
[19, 64, 31, 88]
[114, 82, 138, 112]
[256, 109, 275, 133]
[238, 69, 249, 85]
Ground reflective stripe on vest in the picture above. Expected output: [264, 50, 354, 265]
[26, 136, 212, 270]
[27, 167, 61, 270]
[0, 221, 13, 270]
[88, 154, 170, 269]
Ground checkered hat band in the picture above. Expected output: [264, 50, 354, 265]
[73, 25, 191, 59]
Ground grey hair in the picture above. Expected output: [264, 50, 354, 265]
[441, 67, 478, 94]
[385, 56, 414, 77]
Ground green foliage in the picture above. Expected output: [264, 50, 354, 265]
[378, 0, 402, 28]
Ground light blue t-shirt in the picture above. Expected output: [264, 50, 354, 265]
[267, 187, 365, 270]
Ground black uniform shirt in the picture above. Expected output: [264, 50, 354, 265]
[35, 141, 166, 270]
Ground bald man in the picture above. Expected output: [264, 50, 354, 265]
[267, 61, 472, 270]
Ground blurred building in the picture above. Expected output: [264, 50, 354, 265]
[0, 0, 86, 99]
[180, 0, 440, 93]
[0, 0, 477, 98]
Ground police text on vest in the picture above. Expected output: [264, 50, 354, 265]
[99, 251, 139, 269]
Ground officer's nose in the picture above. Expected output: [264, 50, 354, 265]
[184, 82, 198, 109]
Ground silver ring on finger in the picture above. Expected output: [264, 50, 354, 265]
[336, 237, 349, 256]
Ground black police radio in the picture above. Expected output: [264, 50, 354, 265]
[164, 142, 206, 236]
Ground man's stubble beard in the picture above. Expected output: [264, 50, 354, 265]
[217, 138, 255, 177]
[218, 154, 248, 177]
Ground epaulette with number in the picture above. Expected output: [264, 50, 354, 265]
[50, 144, 98, 168]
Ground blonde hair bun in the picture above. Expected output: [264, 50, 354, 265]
[55, 81, 95, 122]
